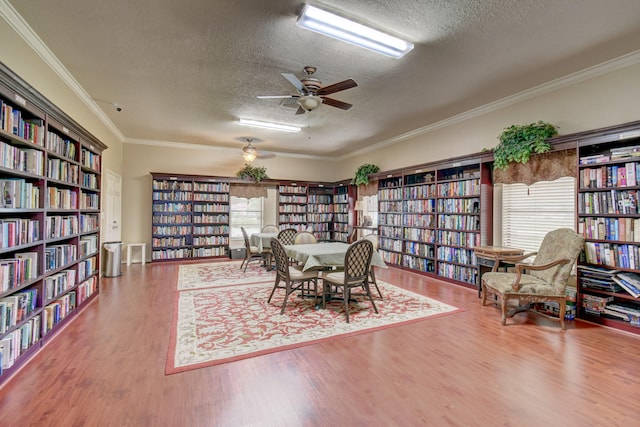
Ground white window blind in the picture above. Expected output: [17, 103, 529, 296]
[229, 196, 264, 239]
[501, 176, 576, 253]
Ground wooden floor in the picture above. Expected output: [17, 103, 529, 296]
[0, 261, 639, 426]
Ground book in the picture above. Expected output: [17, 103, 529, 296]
[612, 277, 640, 298]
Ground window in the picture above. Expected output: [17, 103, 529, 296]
[501, 176, 576, 253]
[229, 196, 263, 239]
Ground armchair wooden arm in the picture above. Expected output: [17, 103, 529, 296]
[490, 252, 537, 272]
[511, 258, 571, 291]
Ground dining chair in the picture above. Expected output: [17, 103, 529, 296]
[321, 239, 378, 323]
[268, 238, 319, 314]
[277, 228, 297, 245]
[262, 224, 279, 233]
[363, 234, 383, 298]
[293, 231, 317, 244]
[240, 226, 264, 272]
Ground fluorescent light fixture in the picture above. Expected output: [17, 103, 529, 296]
[296, 4, 414, 59]
[238, 119, 301, 133]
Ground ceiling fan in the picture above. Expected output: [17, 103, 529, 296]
[257, 66, 357, 115]
[239, 137, 275, 162]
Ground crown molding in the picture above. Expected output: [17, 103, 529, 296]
[0, 0, 125, 142]
[339, 49, 640, 161]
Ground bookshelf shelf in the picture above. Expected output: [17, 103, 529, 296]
[0, 64, 105, 383]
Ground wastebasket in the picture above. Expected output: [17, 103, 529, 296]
[102, 241, 123, 277]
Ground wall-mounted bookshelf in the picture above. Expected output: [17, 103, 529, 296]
[307, 184, 333, 241]
[375, 156, 492, 288]
[333, 182, 355, 242]
[575, 120, 640, 335]
[0, 63, 106, 384]
[278, 182, 308, 232]
[151, 173, 229, 261]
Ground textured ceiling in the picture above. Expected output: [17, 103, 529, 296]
[6, 0, 640, 159]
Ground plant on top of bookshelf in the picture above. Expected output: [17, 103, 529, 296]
[351, 163, 380, 185]
[236, 164, 268, 181]
[493, 121, 558, 170]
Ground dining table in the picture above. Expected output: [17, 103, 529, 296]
[284, 242, 387, 272]
[250, 232, 278, 253]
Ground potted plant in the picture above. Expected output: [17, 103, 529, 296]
[236, 164, 268, 181]
[351, 163, 380, 185]
[493, 121, 558, 170]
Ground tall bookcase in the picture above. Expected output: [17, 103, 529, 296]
[0, 64, 105, 383]
[277, 182, 308, 232]
[376, 156, 492, 287]
[575, 121, 640, 335]
[151, 173, 229, 261]
[333, 182, 354, 242]
[307, 184, 333, 241]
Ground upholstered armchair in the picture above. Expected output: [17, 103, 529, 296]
[481, 228, 585, 329]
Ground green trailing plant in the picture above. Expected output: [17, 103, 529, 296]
[351, 163, 380, 185]
[493, 121, 558, 170]
[236, 164, 268, 181]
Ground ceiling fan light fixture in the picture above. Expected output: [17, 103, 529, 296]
[299, 95, 322, 111]
[238, 118, 301, 133]
[242, 151, 257, 162]
[296, 4, 414, 59]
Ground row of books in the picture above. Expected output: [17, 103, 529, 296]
[80, 148, 101, 171]
[307, 204, 333, 214]
[193, 193, 228, 202]
[1, 178, 41, 209]
[278, 185, 307, 194]
[45, 215, 78, 239]
[0, 139, 44, 175]
[579, 144, 640, 164]
[82, 172, 99, 190]
[48, 186, 77, 210]
[437, 214, 480, 231]
[437, 262, 476, 284]
[402, 255, 435, 272]
[0, 218, 40, 249]
[579, 162, 639, 188]
[152, 180, 193, 191]
[44, 269, 76, 302]
[80, 193, 99, 210]
[0, 100, 44, 146]
[44, 244, 76, 272]
[1, 288, 37, 333]
[405, 199, 436, 213]
[583, 242, 640, 269]
[46, 158, 79, 184]
[578, 189, 638, 215]
[45, 131, 76, 160]
[403, 184, 436, 199]
[378, 188, 403, 200]
[578, 216, 640, 242]
[437, 179, 480, 197]
[308, 195, 332, 204]
[0, 315, 40, 373]
[43, 292, 76, 334]
[0, 252, 37, 292]
[193, 182, 229, 192]
[579, 265, 640, 298]
[436, 246, 476, 266]
[80, 214, 100, 232]
[380, 238, 403, 252]
[152, 191, 192, 201]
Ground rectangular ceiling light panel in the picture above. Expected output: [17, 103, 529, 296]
[239, 119, 301, 133]
[297, 4, 414, 59]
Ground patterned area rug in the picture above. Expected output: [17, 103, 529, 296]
[176, 261, 275, 290]
[166, 263, 461, 374]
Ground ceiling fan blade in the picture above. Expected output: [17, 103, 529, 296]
[320, 97, 353, 110]
[281, 73, 307, 94]
[295, 105, 306, 115]
[256, 151, 276, 159]
[317, 78, 357, 96]
[257, 95, 298, 99]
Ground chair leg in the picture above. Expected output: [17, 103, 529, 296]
[500, 297, 508, 325]
[280, 282, 291, 315]
[267, 276, 280, 303]
[343, 286, 350, 323]
[369, 269, 382, 299]
[364, 282, 379, 314]
[481, 281, 488, 306]
[558, 300, 567, 330]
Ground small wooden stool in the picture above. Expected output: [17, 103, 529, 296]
[126, 243, 147, 266]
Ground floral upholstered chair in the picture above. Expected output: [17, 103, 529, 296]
[481, 228, 585, 329]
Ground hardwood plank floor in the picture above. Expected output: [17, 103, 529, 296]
[0, 261, 639, 426]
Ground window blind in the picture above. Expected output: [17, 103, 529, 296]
[501, 177, 576, 253]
